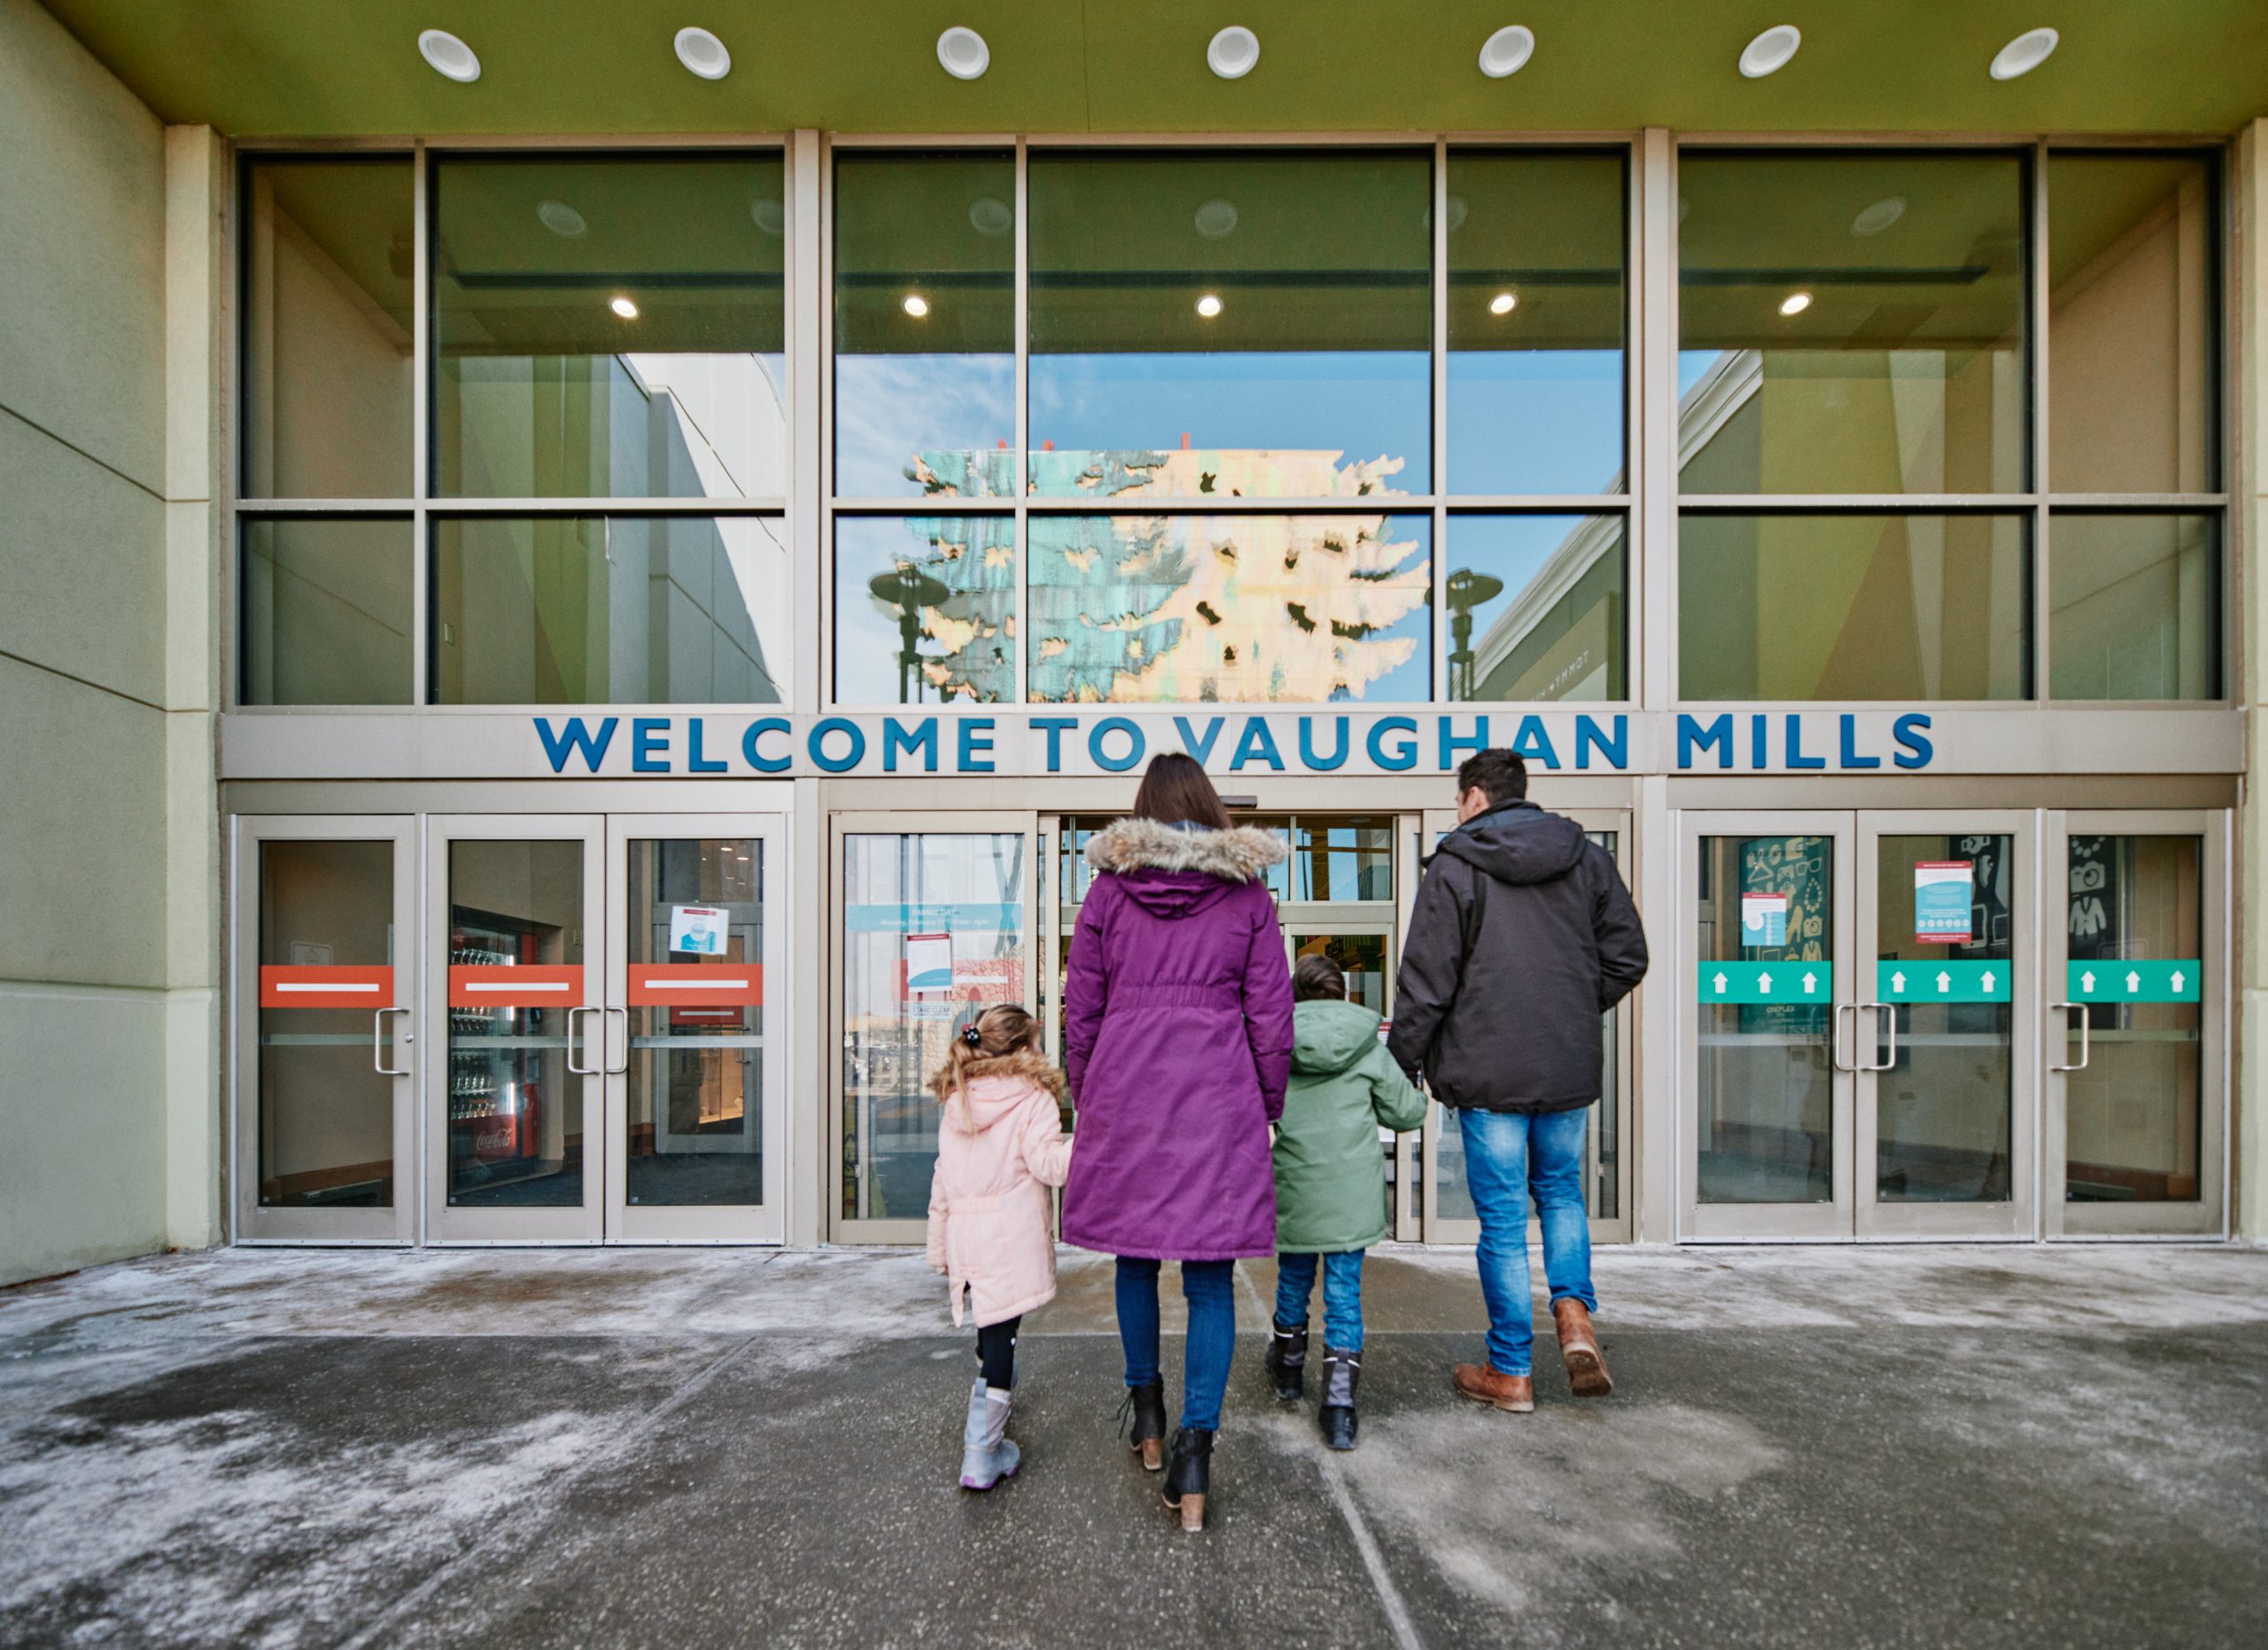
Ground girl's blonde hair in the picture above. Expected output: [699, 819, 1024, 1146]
[928, 1004, 1057, 1120]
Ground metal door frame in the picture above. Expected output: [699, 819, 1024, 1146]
[232, 814, 420, 1244]
[2044, 809, 2229, 1239]
[423, 813, 607, 1244]
[602, 813, 791, 1244]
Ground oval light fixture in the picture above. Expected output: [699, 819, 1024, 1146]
[1208, 26, 1260, 80]
[968, 197, 1013, 237]
[536, 199, 587, 237]
[1478, 26, 1535, 79]
[1852, 196, 1906, 237]
[937, 26, 990, 80]
[1195, 292, 1224, 319]
[674, 27, 731, 80]
[610, 295, 640, 320]
[1194, 198, 1239, 239]
[1738, 25, 1801, 79]
[1990, 27, 2058, 81]
[902, 293, 930, 318]
[750, 198, 785, 236]
[1778, 291, 1813, 317]
[1489, 291, 1518, 315]
[417, 28, 481, 82]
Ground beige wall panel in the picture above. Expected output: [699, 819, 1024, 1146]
[0, 656, 165, 990]
[0, 0, 165, 490]
[0, 984, 166, 1284]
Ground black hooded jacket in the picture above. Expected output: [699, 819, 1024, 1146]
[1387, 801, 1649, 1114]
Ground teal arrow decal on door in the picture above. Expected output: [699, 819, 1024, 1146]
[1697, 961, 1832, 1004]
[1876, 960, 2009, 1002]
[2064, 960, 2200, 1002]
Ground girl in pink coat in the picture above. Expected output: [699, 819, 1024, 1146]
[926, 1004, 1075, 1490]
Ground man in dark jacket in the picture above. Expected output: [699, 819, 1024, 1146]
[1390, 749, 1648, 1413]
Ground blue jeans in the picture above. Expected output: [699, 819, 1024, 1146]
[1274, 1249, 1366, 1352]
[1116, 1257, 1236, 1432]
[1458, 1107, 1596, 1376]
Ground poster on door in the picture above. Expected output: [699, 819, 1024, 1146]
[669, 905, 729, 955]
[1740, 892, 1790, 949]
[905, 932, 955, 993]
[1914, 862, 1974, 945]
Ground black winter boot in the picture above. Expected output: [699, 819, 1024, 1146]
[1161, 1427, 1215, 1531]
[1120, 1378, 1167, 1472]
[1264, 1316, 1309, 1402]
[1318, 1348, 1361, 1451]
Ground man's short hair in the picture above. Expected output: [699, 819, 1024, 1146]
[1293, 953, 1348, 1002]
[1456, 748, 1529, 807]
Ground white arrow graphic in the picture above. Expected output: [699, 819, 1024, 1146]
[1980, 969, 1997, 993]
[1890, 969, 1907, 993]
[1713, 971, 1728, 994]
[1936, 970, 1953, 993]
[1756, 970, 1773, 994]
[2080, 969, 2096, 993]
[2126, 970, 2142, 995]
[1802, 970, 1819, 994]
[2171, 969, 2186, 993]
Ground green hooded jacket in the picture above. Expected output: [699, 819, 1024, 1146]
[1273, 999, 1428, 1253]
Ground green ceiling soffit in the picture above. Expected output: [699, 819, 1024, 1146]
[42, 1, 2268, 138]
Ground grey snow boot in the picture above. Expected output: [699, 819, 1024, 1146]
[1318, 1348, 1361, 1451]
[1265, 1316, 1309, 1402]
[959, 1379, 1021, 1490]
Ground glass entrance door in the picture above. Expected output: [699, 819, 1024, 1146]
[423, 816, 606, 1242]
[1682, 812, 2037, 1241]
[235, 817, 418, 1242]
[2047, 813, 2225, 1237]
[603, 814, 788, 1243]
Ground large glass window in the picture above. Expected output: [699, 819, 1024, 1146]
[241, 518, 414, 705]
[2047, 513, 2218, 700]
[1447, 515, 1625, 700]
[242, 158, 415, 499]
[432, 516, 787, 704]
[834, 152, 1015, 499]
[834, 516, 1016, 704]
[1447, 152, 1627, 495]
[1027, 150, 1431, 500]
[433, 153, 787, 500]
[1678, 152, 2028, 496]
[1680, 513, 2028, 700]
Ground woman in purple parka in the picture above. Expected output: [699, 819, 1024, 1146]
[1062, 753, 1293, 1532]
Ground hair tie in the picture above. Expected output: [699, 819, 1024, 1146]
[960, 1023, 983, 1049]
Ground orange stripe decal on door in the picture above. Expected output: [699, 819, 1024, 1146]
[447, 964, 586, 1008]
[260, 965, 396, 1008]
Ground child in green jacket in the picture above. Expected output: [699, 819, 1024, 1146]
[1265, 953, 1428, 1449]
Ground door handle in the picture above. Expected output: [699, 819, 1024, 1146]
[374, 1007, 413, 1077]
[1831, 1002, 1859, 1071]
[1859, 1002, 1898, 1072]
[2048, 1002, 2091, 1072]
[566, 1006, 596, 1075]
[605, 1005, 630, 1075]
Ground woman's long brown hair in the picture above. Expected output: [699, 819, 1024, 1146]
[1130, 751, 1231, 830]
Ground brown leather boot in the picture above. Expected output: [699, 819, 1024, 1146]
[1452, 1362, 1534, 1413]
[1554, 1299, 1613, 1397]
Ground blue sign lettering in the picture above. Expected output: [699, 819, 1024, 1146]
[883, 717, 938, 773]
[536, 716, 618, 774]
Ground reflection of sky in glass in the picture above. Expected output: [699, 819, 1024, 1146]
[1447, 349, 1623, 494]
[1447, 514, 1622, 702]
[1677, 351, 1727, 401]
[1029, 353, 1427, 494]
[835, 354, 1014, 497]
[834, 516, 1015, 704]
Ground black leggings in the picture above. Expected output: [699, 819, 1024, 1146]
[975, 1316, 1021, 1390]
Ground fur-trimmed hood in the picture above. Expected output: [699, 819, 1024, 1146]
[929, 1047, 1068, 1117]
[1084, 817, 1288, 884]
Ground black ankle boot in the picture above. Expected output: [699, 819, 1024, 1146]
[1318, 1348, 1361, 1451]
[1264, 1316, 1309, 1402]
[1121, 1379, 1167, 1472]
[1161, 1427, 1214, 1530]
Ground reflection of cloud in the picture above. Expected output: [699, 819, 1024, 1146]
[835, 355, 1014, 496]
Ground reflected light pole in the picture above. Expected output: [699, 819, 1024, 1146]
[1446, 568, 1503, 702]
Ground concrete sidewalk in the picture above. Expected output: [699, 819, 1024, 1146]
[3, 1243, 2264, 1648]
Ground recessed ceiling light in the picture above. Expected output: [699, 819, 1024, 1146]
[610, 295, 640, 319]
[536, 199, 586, 237]
[1738, 25, 1800, 79]
[902, 293, 930, 318]
[937, 26, 990, 80]
[1194, 198, 1239, 239]
[968, 197, 1013, 237]
[1990, 27, 2058, 81]
[1478, 26, 1535, 79]
[1778, 291, 1813, 317]
[674, 27, 731, 80]
[1852, 196, 1906, 236]
[750, 198, 785, 236]
[417, 29, 481, 83]
[1208, 26, 1260, 80]
[1489, 291, 1518, 315]
[1195, 292, 1223, 319]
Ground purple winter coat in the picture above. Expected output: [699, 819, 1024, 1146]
[1061, 818, 1293, 1262]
